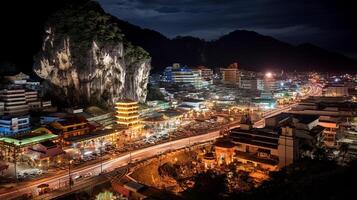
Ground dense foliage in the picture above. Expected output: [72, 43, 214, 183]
[46, 0, 149, 66]
[146, 84, 165, 101]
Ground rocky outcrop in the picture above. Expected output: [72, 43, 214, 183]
[33, 1, 150, 107]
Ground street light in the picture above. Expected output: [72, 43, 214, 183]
[265, 72, 273, 78]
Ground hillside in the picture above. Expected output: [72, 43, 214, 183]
[0, 0, 356, 75]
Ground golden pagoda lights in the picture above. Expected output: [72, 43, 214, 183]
[115, 99, 141, 128]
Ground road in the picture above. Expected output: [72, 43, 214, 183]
[0, 130, 221, 200]
[253, 83, 322, 128]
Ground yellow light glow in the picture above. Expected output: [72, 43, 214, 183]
[265, 72, 272, 78]
[115, 115, 139, 119]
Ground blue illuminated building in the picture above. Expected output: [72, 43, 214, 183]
[0, 115, 31, 136]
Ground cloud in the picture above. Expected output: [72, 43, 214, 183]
[155, 6, 181, 13]
[97, 0, 357, 58]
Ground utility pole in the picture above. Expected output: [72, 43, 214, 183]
[100, 139, 103, 174]
[128, 151, 132, 164]
[68, 160, 73, 190]
[14, 143, 18, 183]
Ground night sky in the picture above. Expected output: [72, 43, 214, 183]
[97, 0, 357, 59]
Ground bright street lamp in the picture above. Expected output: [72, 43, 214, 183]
[265, 72, 273, 78]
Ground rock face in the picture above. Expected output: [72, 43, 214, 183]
[33, 1, 150, 107]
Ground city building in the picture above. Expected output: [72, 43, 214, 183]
[3, 72, 30, 84]
[202, 152, 216, 169]
[63, 126, 127, 157]
[192, 66, 213, 81]
[251, 98, 276, 109]
[230, 126, 280, 170]
[47, 115, 90, 141]
[263, 74, 278, 92]
[323, 84, 349, 97]
[240, 78, 257, 90]
[220, 62, 240, 85]
[140, 101, 171, 117]
[0, 102, 4, 116]
[25, 90, 41, 110]
[289, 96, 357, 117]
[270, 111, 343, 148]
[226, 114, 317, 169]
[214, 140, 236, 165]
[0, 85, 29, 116]
[278, 126, 299, 168]
[162, 64, 207, 89]
[0, 127, 58, 162]
[75, 106, 116, 127]
[0, 115, 31, 136]
[318, 116, 340, 148]
[4, 72, 41, 91]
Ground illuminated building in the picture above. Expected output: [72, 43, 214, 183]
[115, 99, 141, 128]
[230, 127, 280, 170]
[48, 116, 89, 140]
[277, 126, 298, 168]
[163, 64, 210, 88]
[4, 72, 30, 84]
[214, 140, 236, 165]
[0, 115, 30, 136]
[0, 85, 32, 136]
[192, 66, 213, 81]
[323, 85, 349, 97]
[25, 90, 41, 110]
[318, 116, 339, 148]
[220, 62, 240, 85]
[0, 85, 29, 116]
[251, 98, 276, 109]
[229, 115, 304, 170]
[4, 72, 41, 91]
[0, 127, 58, 162]
[202, 152, 216, 169]
[289, 96, 357, 147]
[0, 84, 41, 116]
[239, 78, 258, 90]
[172, 67, 201, 85]
[263, 75, 278, 92]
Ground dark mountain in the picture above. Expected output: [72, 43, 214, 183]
[0, 0, 356, 75]
[115, 22, 357, 72]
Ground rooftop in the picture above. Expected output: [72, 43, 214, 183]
[63, 128, 117, 143]
[214, 140, 235, 148]
[159, 109, 185, 118]
[57, 116, 88, 127]
[293, 114, 319, 124]
[0, 133, 58, 147]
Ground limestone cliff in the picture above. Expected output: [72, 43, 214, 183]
[33, 1, 150, 107]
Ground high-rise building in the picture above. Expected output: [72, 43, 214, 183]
[115, 99, 141, 128]
[220, 62, 240, 85]
[240, 78, 258, 90]
[0, 86, 29, 116]
[262, 73, 278, 92]
[25, 90, 41, 110]
[162, 64, 208, 89]
[192, 66, 213, 81]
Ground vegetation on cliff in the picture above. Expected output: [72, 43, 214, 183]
[46, 0, 149, 66]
